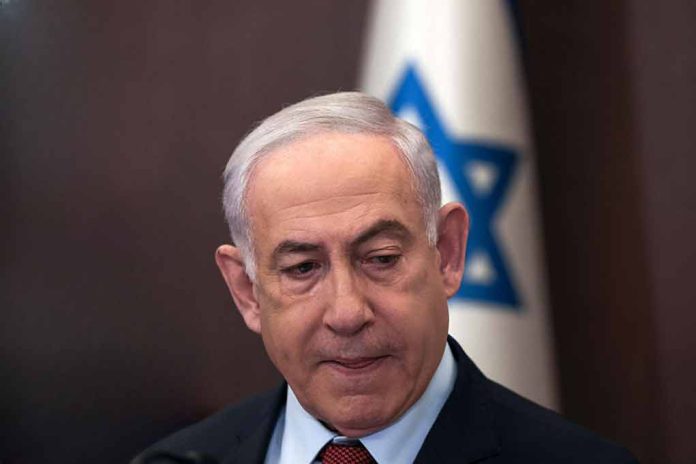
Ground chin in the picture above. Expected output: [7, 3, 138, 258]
[320, 394, 397, 438]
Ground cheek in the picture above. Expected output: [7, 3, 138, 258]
[256, 288, 322, 368]
[377, 288, 446, 338]
[371, 259, 448, 337]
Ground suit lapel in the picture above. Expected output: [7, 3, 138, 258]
[414, 337, 500, 463]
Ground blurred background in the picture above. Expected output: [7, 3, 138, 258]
[2, 1, 695, 463]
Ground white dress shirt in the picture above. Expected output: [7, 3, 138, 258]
[264, 342, 457, 464]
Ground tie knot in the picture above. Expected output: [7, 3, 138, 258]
[319, 441, 376, 464]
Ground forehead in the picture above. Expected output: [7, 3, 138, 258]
[245, 132, 422, 247]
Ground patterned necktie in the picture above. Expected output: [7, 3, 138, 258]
[319, 441, 376, 464]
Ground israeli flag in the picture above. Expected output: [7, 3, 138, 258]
[360, 0, 558, 408]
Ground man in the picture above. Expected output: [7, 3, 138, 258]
[135, 93, 637, 463]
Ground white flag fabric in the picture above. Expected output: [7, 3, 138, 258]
[360, 0, 558, 409]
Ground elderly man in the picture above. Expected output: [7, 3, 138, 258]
[135, 93, 637, 464]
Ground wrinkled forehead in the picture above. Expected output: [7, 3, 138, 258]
[247, 132, 417, 207]
[243, 132, 423, 245]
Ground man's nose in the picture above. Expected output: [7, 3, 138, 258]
[323, 265, 374, 335]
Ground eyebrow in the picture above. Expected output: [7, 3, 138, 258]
[351, 219, 412, 247]
[270, 219, 412, 266]
[272, 241, 321, 260]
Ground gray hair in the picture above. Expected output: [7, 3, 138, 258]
[222, 91, 441, 281]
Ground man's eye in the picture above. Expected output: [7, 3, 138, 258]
[366, 254, 401, 268]
[282, 261, 320, 277]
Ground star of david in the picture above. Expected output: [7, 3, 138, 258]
[388, 65, 520, 309]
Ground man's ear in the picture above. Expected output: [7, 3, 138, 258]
[215, 244, 261, 334]
[436, 202, 469, 298]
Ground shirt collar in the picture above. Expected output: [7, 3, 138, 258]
[277, 387, 335, 464]
[277, 342, 457, 464]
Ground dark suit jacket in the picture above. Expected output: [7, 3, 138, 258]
[135, 337, 638, 463]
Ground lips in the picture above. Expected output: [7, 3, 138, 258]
[333, 357, 382, 368]
[323, 355, 388, 373]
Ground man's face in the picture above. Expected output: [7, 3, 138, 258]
[242, 133, 451, 437]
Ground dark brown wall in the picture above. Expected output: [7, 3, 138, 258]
[1, 1, 368, 462]
[521, 1, 696, 463]
[2, 1, 695, 464]
[519, 1, 659, 461]
[628, 1, 696, 462]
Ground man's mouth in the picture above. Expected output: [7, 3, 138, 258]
[325, 356, 388, 371]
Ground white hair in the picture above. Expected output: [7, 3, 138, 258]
[222, 91, 441, 281]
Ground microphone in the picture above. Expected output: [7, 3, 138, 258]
[131, 449, 219, 464]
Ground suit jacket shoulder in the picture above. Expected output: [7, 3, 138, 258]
[132, 384, 285, 464]
[414, 337, 639, 464]
[486, 379, 637, 463]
